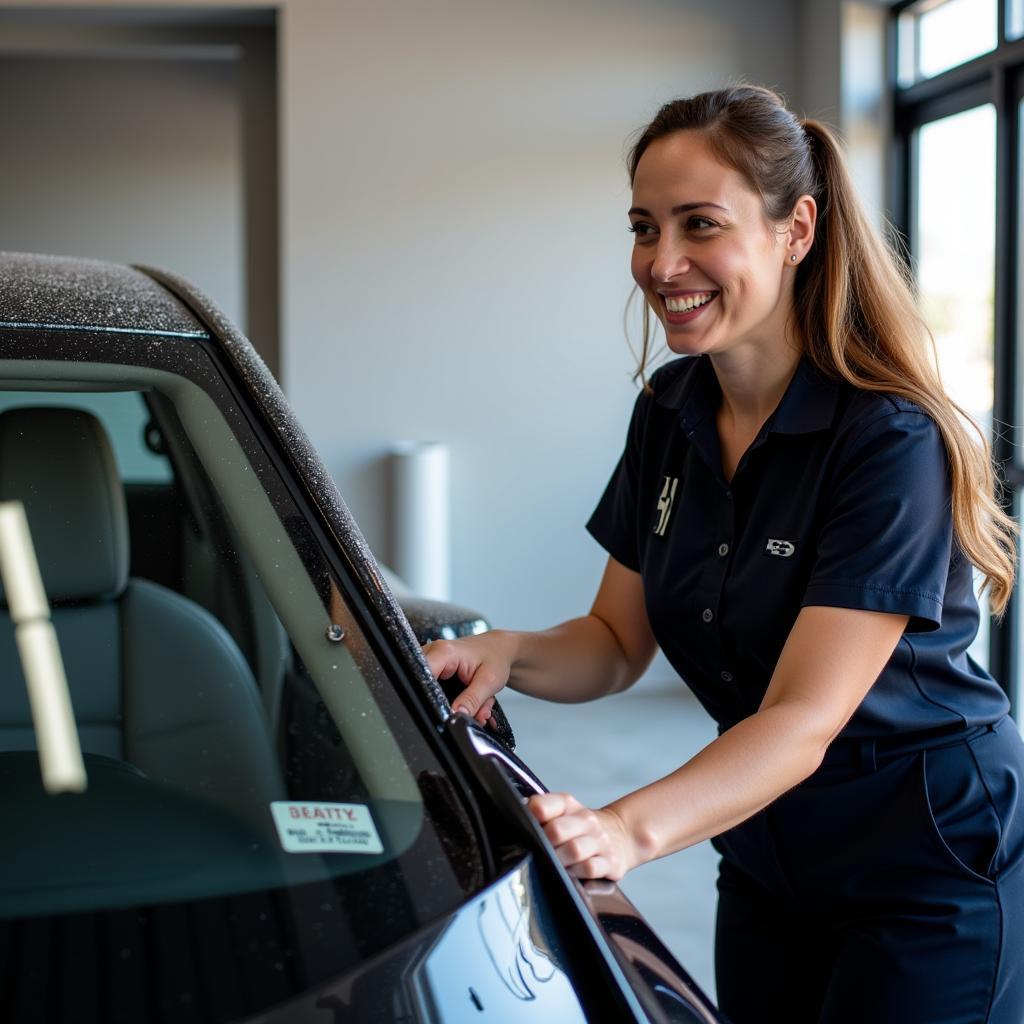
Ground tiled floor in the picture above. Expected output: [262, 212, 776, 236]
[500, 686, 721, 1003]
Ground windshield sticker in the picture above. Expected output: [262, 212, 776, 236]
[270, 801, 384, 855]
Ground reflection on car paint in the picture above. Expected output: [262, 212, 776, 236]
[581, 879, 721, 1024]
[249, 857, 587, 1022]
[414, 860, 586, 1019]
[475, 870, 557, 1000]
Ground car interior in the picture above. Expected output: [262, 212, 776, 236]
[0, 404, 284, 828]
[0, 374, 445, 912]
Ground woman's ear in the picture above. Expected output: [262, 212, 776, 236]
[787, 194, 817, 263]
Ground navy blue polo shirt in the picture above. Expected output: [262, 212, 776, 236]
[587, 354, 1009, 738]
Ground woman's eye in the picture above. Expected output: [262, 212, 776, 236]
[627, 222, 656, 238]
[688, 216, 717, 231]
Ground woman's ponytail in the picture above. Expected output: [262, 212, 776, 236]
[798, 118, 1017, 615]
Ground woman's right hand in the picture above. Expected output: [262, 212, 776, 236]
[422, 630, 518, 726]
[421, 558, 657, 717]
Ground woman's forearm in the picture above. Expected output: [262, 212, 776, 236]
[501, 614, 646, 703]
[605, 700, 829, 864]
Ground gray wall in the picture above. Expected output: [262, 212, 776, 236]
[279, 0, 804, 654]
[0, 54, 245, 327]
[0, 0, 823, 683]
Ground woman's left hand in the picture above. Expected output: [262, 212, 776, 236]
[526, 792, 639, 881]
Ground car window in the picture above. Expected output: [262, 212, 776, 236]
[0, 356, 485, 1022]
[0, 388, 171, 482]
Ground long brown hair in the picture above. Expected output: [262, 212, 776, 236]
[627, 84, 1016, 615]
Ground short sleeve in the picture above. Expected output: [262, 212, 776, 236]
[802, 408, 952, 632]
[585, 387, 652, 572]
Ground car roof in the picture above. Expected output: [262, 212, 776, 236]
[0, 251, 209, 339]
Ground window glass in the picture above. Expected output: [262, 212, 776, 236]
[914, 103, 996, 666]
[0, 360, 485, 1019]
[1009, 0, 1024, 40]
[899, 0, 998, 84]
[0, 389, 171, 482]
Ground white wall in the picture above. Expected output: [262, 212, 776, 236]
[0, 0, 806, 681]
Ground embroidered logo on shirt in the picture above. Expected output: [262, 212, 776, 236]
[654, 476, 678, 536]
[765, 538, 796, 558]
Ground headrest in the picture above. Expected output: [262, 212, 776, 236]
[0, 408, 129, 602]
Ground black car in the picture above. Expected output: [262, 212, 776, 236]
[0, 251, 723, 1024]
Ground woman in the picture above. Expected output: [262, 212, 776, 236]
[423, 85, 1024, 1023]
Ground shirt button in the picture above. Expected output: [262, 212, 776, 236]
[718, 543, 729, 557]
[701, 608, 714, 623]
[720, 670, 734, 682]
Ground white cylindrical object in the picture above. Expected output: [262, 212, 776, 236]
[16, 621, 87, 793]
[390, 442, 451, 601]
[0, 502, 50, 622]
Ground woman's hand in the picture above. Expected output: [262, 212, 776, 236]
[422, 631, 517, 726]
[526, 792, 640, 881]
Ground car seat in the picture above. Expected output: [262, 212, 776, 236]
[0, 406, 284, 828]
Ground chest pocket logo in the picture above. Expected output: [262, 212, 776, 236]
[654, 476, 678, 537]
[765, 538, 796, 558]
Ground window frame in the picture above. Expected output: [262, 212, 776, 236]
[890, 0, 1024, 706]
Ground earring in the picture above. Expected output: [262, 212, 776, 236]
[790, 254, 798, 263]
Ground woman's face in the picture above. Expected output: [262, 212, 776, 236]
[629, 130, 800, 360]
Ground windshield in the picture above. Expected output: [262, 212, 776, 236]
[0, 349, 484, 1022]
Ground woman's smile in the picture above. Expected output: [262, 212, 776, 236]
[660, 290, 719, 323]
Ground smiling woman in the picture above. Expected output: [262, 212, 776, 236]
[424, 84, 1024, 1024]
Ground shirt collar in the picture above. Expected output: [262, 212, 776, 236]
[656, 353, 839, 436]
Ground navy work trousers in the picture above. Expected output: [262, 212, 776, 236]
[712, 717, 1024, 1024]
